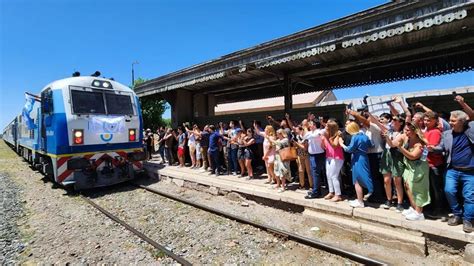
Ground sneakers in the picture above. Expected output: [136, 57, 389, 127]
[349, 200, 365, 208]
[305, 193, 319, 199]
[402, 207, 415, 216]
[245, 176, 253, 180]
[381, 200, 392, 210]
[448, 216, 463, 226]
[277, 188, 285, 193]
[395, 204, 404, 213]
[363, 192, 372, 201]
[463, 220, 473, 233]
[232, 172, 237, 176]
[406, 211, 425, 221]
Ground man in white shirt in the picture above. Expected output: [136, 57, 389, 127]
[304, 120, 326, 199]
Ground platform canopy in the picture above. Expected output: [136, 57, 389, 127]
[135, 0, 474, 125]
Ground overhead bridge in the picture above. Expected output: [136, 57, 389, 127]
[135, 0, 474, 126]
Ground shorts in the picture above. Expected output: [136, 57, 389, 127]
[178, 147, 185, 157]
[238, 148, 253, 160]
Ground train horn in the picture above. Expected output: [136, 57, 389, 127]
[91, 71, 101, 77]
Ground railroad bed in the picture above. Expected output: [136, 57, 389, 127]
[81, 183, 362, 264]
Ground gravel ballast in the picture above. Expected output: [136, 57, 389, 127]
[0, 172, 24, 264]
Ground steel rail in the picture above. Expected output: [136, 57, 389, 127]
[135, 183, 387, 266]
[80, 195, 192, 266]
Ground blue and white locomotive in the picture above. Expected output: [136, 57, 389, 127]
[2, 72, 146, 189]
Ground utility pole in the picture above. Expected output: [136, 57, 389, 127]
[132, 61, 139, 88]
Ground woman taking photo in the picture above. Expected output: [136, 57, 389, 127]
[388, 122, 430, 221]
[267, 129, 291, 193]
[322, 121, 344, 202]
[255, 124, 277, 185]
[237, 128, 256, 180]
[338, 121, 374, 208]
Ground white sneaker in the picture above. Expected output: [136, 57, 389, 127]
[232, 172, 237, 176]
[402, 207, 415, 216]
[406, 211, 425, 221]
[363, 192, 372, 201]
[349, 200, 365, 208]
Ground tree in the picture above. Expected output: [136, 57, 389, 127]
[133, 78, 170, 130]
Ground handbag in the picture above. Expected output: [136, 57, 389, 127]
[279, 146, 298, 161]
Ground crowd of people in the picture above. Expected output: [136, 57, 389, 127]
[143, 94, 474, 232]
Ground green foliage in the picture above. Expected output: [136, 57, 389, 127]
[133, 78, 170, 130]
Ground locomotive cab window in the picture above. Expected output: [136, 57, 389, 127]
[71, 90, 106, 114]
[41, 89, 54, 114]
[105, 93, 133, 115]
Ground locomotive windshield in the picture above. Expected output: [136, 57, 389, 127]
[70, 87, 134, 115]
[105, 93, 133, 115]
[71, 90, 106, 114]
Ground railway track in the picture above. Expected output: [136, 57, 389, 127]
[80, 182, 387, 265]
[80, 195, 191, 266]
[132, 183, 387, 266]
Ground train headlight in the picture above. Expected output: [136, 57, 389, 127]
[73, 129, 84, 144]
[91, 80, 113, 89]
[129, 129, 136, 141]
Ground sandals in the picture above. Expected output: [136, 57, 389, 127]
[324, 193, 334, 200]
[330, 196, 343, 202]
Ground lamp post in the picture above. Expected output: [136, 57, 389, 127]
[131, 61, 139, 88]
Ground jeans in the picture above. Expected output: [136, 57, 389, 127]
[228, 147, 238, 173]
[445, 169, 474, 221]
[210, 150, 220, 173]
[309, 153, 325, 195]
[426, 164, 448, 213]
[158, 145, 165, 162]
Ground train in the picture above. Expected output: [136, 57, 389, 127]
[2, 72, 146, 189]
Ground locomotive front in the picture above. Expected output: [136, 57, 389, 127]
[47, 76, 145, 189]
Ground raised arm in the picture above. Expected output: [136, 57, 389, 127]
[253, 122, 266, 137]
[267, 116, 280, 128]
[285, 113, 296, 131]
[455, 95, 474, 120]
[394, 96, 412, 123]
[367, 111, 388, 133]
[387, 101, 399, 116]
[239, 120, 245, 131]
[347, 109, 370, 128]
[414, 102, 433, 113]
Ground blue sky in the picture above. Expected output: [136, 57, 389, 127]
[1, 0, 472, 129]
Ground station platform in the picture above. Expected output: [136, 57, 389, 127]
[144, 161, 474, 248]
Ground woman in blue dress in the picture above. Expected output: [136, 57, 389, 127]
[339, 121, 374, 208]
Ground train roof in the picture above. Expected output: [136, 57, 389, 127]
[40, 76, 134, 94]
